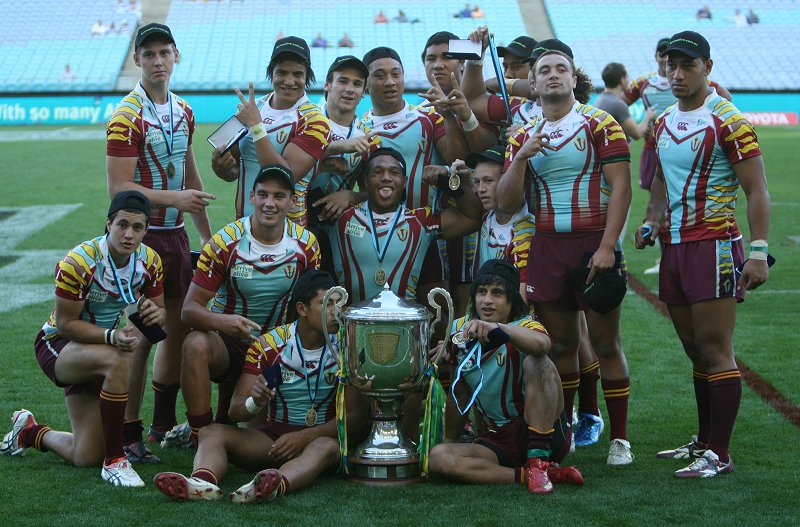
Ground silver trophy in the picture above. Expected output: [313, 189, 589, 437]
[323, 284, 453, 485]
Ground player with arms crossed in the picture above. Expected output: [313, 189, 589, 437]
[2, 192, 165, 487]
[635, 31, 770, 478]
[106, 23, 214, 457]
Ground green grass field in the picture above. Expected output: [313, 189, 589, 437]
[0, 124, 798, 526]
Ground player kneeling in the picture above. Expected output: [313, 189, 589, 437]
[153, 271, 354, 503]
[428, 260, 582, 494]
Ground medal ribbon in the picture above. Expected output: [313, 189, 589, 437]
[451, 339, 484, 416]
[366, 203, 404, 266]
[488, 36, 512, 125]
[105, 235, 137, 305]
[141, 82, 175, 162]
[294, 323, 328, 410]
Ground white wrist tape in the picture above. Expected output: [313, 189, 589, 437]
[462, 112, 480, 132]
[249, 123, 267, 142]
[245, 396, 263, 415]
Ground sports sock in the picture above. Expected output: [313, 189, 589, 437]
[602, 377, 630, 441]
[215, 381, 235, 425]
[692, 370, 711, 446]
[151, 381, 180, 432]
[20, 424, 51, 452]
[707, 369, 741, 463]
[187, 409, 213, 444]
[577, 361, 600, 416]
[560, 372, 580, 423]
[191, 468, 218, 485]
[527, 427, 554, 461]
[122, 419, 144, 446]
[99, 390, 128, 464]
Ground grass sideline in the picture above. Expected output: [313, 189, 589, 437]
[0, 125, 798, 526]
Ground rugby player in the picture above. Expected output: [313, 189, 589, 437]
[428, 260, 582, 494]
[211, 36, 331, 225]
[1, 192, 165, 487]
[173, 164, 321, 446]
[499, 50, 635, 465]
[106, 23, 214, 460]
[635, 31, 770, 478]
[323, 148, 482, 303]
[154, 271, 354, 502]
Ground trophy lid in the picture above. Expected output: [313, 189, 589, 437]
[344, 283, 432, 322]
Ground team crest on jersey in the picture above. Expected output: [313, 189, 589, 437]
[495, 352, 505, 366]
[231, 264, 254, 279]
[281, 369, 297, 383]
[145, 129, 165, 145]
[87, 289, 108, 303]
[345, 221, 366, 238]
[276, 130, 288, 144]
[324, 370, 336, 385]
[461, 359, 475, 371]
[574, 137, 586, 152]
[397, 227, 409, 242]
[691, 137, 701, 152]
[284, 264, 295, 278]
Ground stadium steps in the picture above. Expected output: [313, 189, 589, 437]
[517, 0, 555, 40]
[115, 0, 174, 91]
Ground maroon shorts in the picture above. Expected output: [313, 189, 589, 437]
[144, 227, 191, 299]
[638, 146, 658, 190]
[34, 330, 103, 397]
[209, 331, 250, 384]
[527, 231, 625, 310]
[257, 421, 307, 441]
[660, 239, 746, 305]
[418, 242, 445, 285]
[475, 412, 570, 467]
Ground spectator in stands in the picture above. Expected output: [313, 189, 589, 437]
[696, 5, 712, 20]
[374, 10, 388, 24]
[91, 19, 108, 37]
[128, 0, 142, 18]
[118, 20, 131, 35]
[338, 33, 355, 48]
[734, 10, 747, 27]
[275, 30, 285, 41]
[596, 63, 656, 142]
[471, 5, 485, 18]
[312, 33, 329, 48]
[457, 4, 472, 18]
[746, 8, 759, 24]
[60, 64, 76, 82]
[393, 10, 420, 23]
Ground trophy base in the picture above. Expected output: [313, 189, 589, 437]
[347, 456, 423, 486]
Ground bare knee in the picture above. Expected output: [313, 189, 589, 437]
[428, 444, 457, 475]
[182, 331, 213, 366]
[309, 437, 340, 465]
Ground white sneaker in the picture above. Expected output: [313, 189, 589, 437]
[607, 438, 634, 465]
[153, 472, 223, 501]
[160, 422, 194, 449]
[0, 409, 36, 457]
[229, 469, 282, 504]
[643, 261, 661, 275]
[101, 458, 145, 487]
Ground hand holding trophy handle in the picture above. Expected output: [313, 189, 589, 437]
[323, 286, 349, 372]
[427, 287, 454, 365]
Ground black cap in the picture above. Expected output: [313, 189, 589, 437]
[477, 259, 520, 289]
[665, 31, 710, 59]
[254, 164, 295, 193]
[291, 270, 337, 306]
[327, 55, 369, 80]
[135, 23, 175, 50]
[566, 268, 627, 314]
[363, 46, 403, 68]
[367, 147, 407, 176]
[466, 145, 505, 168]
[525, 38, 574, 64]
[108, 190, 151, 220]
[656, 37, 671, 53]
[497, 36, 537, 59]
[421, 31, 460, 60]
[271, 36, 311, 64]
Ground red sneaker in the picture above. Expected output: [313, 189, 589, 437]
[547, 463, 584, 486]
[525, 458, 554, 494]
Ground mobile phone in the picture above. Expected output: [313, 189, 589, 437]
[444, 39, 483, 60]
[124, 303, 167, 344]
[191, 250, 201, 270]
[736, 253, 776, 274]
[207, 115, 248, 154]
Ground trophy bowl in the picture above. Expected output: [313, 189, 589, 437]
[323, 284, 453, 485]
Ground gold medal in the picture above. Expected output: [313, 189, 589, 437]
[451, 332, 468, 345]
[167, 162, 176, 179]
[375, 267, 387, 286]
[448, 173, 460, 191]
[305, 407, 318, 427]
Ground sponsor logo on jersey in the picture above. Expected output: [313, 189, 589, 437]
[161, 114, 169, 124]
[549, 129, 563, 140]
[677, 122, 689, 131]
[145, 129, 165, 145]
[263, 117, 275, 125]
[526, 285, 535, 293]
[87, 289, 108, 303]
[345, 221, 366, 238]
[574, 137, 586, 151]
[383, 121, 398, 130]
[281, 369, 297, 383]
[657, 134, 669, 149]
[261, 254, 278, 263]
[231, 264, 254, 279]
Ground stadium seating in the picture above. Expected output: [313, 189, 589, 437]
[0, 0, 140, 93]
[543, 0, 800, 90]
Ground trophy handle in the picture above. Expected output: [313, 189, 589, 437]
[427, 287, 454, 365]
[323, 286, 348, 372]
